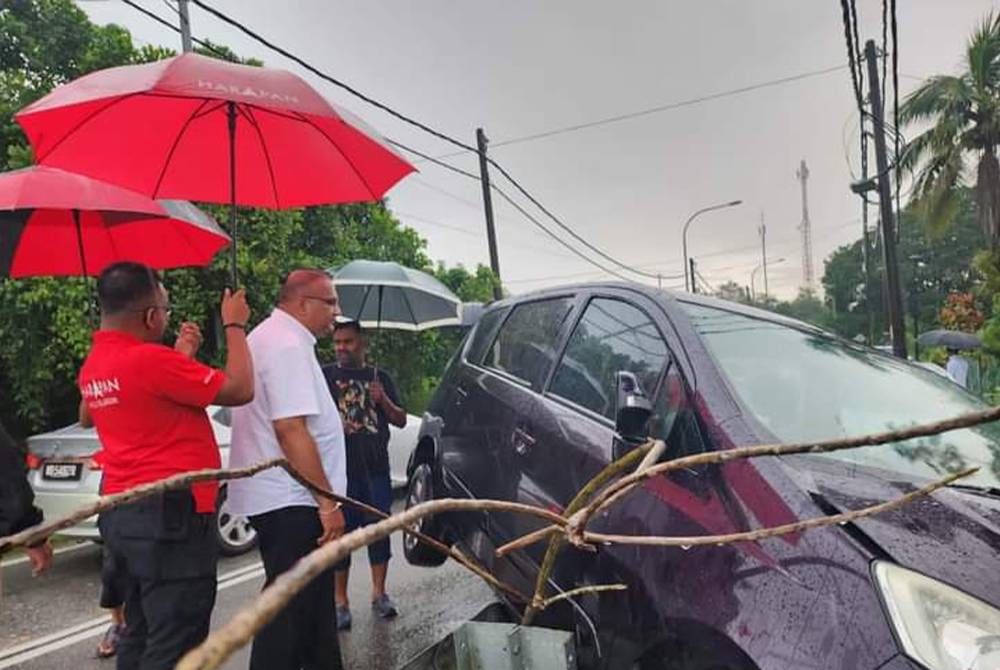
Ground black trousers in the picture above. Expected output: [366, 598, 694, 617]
[98, 491, 218, 670]
[249, 506, 344, 670]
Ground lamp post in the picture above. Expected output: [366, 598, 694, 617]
[682, 200, 743, 292]
[751, 257, 786, 301]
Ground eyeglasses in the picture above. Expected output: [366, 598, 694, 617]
[132, 305, 172, 317]
[304, 295, 338, 307]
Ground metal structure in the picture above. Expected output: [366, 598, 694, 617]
[797, 159, 815, 289]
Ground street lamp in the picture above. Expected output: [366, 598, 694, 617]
[751, 257, 786, 301]
[682, 200, 743, 292]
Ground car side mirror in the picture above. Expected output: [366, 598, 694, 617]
[614, 371, 652, 453]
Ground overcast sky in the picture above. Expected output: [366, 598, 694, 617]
[78, 0, 998, 299]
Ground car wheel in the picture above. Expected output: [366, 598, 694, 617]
[215, 486, 258, 556]
[403, 462, 448, 567]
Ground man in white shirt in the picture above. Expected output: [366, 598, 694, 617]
[228, 269, 346, 670]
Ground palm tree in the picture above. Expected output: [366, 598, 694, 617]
[900, 12, 1000, 247]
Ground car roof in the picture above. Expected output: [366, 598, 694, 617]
[484, 282, 827, 336]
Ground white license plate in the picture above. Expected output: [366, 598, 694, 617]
[42, 462, 83, 481]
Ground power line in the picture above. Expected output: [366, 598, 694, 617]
[426, 63, 849, 161]
[485, 158, 666, 281]
[119, 0, 229, 59]
[839, 0, 865, 113]
[190, 0, 477, 155]
[391, 140, 667, 282]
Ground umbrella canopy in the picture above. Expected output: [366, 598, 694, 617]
[0, 166, 229, 277]
[331, 260, 461, 331]
[16, 53, 415, 283]
[916, 329, 982, 350]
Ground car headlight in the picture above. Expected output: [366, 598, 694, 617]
[873, 561, 1000, 670]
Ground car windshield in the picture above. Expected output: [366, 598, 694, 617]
[683, 302, 1000, 489]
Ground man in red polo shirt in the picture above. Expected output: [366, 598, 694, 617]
[79, 262, 253, 670]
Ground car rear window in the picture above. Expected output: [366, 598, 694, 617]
[483, 297, 574, 390]
[549, 298, 669, 419]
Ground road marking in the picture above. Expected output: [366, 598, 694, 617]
[0, 541, 93, 568]
[0, 561, 264, 668]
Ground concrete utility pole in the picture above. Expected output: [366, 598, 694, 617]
[797, 160, 815, 289]
[865, 39, 907, 358]
[475, 128, 503, 301]
[758, 211, 769, 298]
[178, 0, 193, 53]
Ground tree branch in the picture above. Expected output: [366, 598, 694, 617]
[537, 584, 627, 611]
[569, 406, 1000, 542]
[174, 497, 568, 670]
[581, 467, 975, 548]
[0, 459, 285, 555]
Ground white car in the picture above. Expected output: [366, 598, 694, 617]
[25, 408, 421, 555]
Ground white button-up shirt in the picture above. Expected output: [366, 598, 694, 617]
[228, 308, 346, 517]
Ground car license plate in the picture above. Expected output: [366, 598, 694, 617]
[42, 462, 83, 481]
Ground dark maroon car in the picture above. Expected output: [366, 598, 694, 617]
[405, 283, 1000, 670]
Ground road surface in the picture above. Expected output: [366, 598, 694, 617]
[1, 504, 494, 670]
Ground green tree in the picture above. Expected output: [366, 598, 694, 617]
[0, 0, 487, 434]
[899, 12, 1000, 246]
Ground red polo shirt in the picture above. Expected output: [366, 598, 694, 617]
[78, 330, 226, 512]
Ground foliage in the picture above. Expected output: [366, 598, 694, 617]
[939, 292, 985, 332]
[899, 11, 1000, 246]
[713, 280, 750, 304]
[0, 0, 496, 436]
[820, 189, 984, 342]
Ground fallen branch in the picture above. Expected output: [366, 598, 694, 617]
[276, 462, 530, 603]
[0, 457, 531, 604]
[176, 467, 971, 670]
[570, 406, 1000, 542]
[175, 497, 568, 670]
[0, 459, 285, 555]
[580, 467, 975, 547]
[521, 441, 655, 626]
[537, 584, 627, 611]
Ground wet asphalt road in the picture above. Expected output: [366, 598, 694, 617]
[0, 500, 495, 670]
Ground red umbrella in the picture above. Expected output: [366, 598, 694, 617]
[0, 166, 230, 277]
[15, 53, 415, 282]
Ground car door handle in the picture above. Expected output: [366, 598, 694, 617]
[511, 426, 536, 457]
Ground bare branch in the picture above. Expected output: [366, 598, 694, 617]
[582, 467, 975, 548]
[175, 498, 569, 670]
[495, 525, 561, 557]
[538, 584, 627, 611]
[0, 459, 285, 554]
[522, 441, 654, 626]
[275, 462, 531, 603]
[570, 406, 1000, 542]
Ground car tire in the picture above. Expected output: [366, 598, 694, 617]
[403, 462, 448, 567]
[215, 486, 258, 557]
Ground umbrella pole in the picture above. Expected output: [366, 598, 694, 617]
[73, 209, 95, 322]
[374, 285, 383, 381]
[227, 102, 238, 288]
[73, 209, 88, 278]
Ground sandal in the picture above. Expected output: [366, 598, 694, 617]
[96, 623, 125, 659]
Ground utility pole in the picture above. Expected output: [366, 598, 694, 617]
[476, 128, 503, 301]
[865, 39, 906, 358]
[689, 258, 698, 294]
[797, 160, 815, 289]
[178, 0, 193, 53]
[758, 211, 769, 298]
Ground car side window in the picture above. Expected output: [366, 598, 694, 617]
[464, 307, 506, 365]
[482, 297, 575, 390]
[549, 298, 669, 419]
